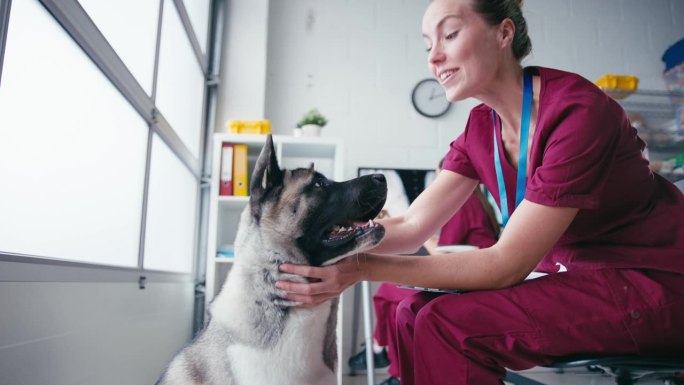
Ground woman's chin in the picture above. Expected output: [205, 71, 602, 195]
[443, 83, 468, 102]
[445, 90, 467, 103]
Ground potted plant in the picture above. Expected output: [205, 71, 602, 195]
[296, 108, 328, 137]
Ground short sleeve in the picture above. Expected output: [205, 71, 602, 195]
[525, 101, 623, 209]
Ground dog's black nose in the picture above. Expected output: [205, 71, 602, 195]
[371, 174, 386, 185]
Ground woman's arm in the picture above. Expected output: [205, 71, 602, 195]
[277, 199, 577, 306]
[369, 171, 480, 255]
[362, 200, 578, 290]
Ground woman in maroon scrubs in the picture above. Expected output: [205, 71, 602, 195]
[277, 0, 684, 383]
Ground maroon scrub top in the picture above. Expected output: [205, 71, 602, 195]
[437, 192, 497, 249]
[443, 66, 684, 274]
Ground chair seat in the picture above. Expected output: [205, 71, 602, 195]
[550, 356, 684, 371]
[506, 356, 684, 385]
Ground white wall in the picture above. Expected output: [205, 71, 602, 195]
[215, 0, 270, 125]
[0, 269, 194, 385]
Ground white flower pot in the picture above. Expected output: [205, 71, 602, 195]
[301, 124, 322, 137]
[293, 128, 303, 137]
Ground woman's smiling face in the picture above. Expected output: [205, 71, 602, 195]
[422, 0, 503, 102]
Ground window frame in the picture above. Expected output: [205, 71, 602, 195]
[0, 0, 223, 288]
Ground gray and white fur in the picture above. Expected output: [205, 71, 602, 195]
[156, 134, 387, 385]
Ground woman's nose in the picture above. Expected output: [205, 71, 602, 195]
[428, 43, 445, 65]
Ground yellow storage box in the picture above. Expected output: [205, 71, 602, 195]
[595, 74, 639, 99]
[227, 120, 272, 134]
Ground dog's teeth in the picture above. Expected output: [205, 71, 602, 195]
[368, 220, 373, 227]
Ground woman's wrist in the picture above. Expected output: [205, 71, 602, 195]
[357, 253, 371, 281]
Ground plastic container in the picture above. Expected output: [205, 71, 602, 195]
[663, 62, 684, 95]
[662, 38, 684, 72]
[595, 74, 640, 99]
[227, 120, 272, 134]
[663, 63, 684, 129]
[595, 74, 640, 90]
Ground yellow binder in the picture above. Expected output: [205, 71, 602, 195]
[232, 144, 248, 196]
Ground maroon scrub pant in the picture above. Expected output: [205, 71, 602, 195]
[373, 283, 416, 377]
[395, 268, 684, 385]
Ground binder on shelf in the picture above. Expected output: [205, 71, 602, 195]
[233, 144, 249, 196]
[219, 143, 234, 196]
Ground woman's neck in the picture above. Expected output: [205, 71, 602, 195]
[476, 65, 525, 135]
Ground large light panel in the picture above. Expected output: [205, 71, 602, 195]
[143, 134, 198, 273]
[183, 0, 211, 53]
[0, 0, 148, 267]
[156, 0, 205, 159]
[78, 0, 160, 96]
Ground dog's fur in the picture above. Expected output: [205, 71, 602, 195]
[156, 135, 387, 385]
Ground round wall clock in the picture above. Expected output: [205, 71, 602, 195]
[411, 78, 452, 118]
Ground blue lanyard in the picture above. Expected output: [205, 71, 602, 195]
[492, 70, 533, 227]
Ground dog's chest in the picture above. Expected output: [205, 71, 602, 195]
[226, 307, 336, 385]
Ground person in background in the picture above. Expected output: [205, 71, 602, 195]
[348, 172, 500, 385]
[278, 0, 684, 384]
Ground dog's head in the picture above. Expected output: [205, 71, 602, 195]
[249, 135, 387, 266]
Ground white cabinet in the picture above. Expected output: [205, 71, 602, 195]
[205, 133, 344, 304]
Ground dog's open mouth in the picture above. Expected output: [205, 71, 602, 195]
[321, 219, 383, 249]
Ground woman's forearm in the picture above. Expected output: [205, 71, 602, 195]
[362, 249, 511, 291]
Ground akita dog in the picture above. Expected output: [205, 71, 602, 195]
[157, 134, 387, 385]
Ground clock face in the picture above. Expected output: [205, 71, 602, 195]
[411, 78, 452, 118]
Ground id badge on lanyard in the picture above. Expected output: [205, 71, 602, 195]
[492, 70, 533, 228]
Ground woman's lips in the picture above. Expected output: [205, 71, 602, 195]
[438, 68, 457, 84]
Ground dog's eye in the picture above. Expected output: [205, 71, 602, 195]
[313, 178, 329, 188]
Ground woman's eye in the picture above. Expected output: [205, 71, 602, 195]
[445, 31, 459, 40]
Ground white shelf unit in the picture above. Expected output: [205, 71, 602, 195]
[205, 133, 344, 304]
[612, 88, 684, 182]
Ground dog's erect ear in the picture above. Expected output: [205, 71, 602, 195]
[250, 134, 283, 219]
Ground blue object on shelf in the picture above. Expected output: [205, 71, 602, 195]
[662, 38, 684, 72]
[217, 244, 234, 258]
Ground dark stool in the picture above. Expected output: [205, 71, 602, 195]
[505, 356, 684, 385]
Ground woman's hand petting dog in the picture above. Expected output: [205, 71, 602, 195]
[277, 254, 368, 307]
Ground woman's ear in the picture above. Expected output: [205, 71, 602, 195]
[498, 18, 516, 49]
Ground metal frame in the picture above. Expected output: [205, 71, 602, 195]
[0, 252, 192, 283]
[192, 0, 225, 333]
[196, 0, 224, 280]
[173, 0, 207, 73]
[0, 0, 10, 87]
